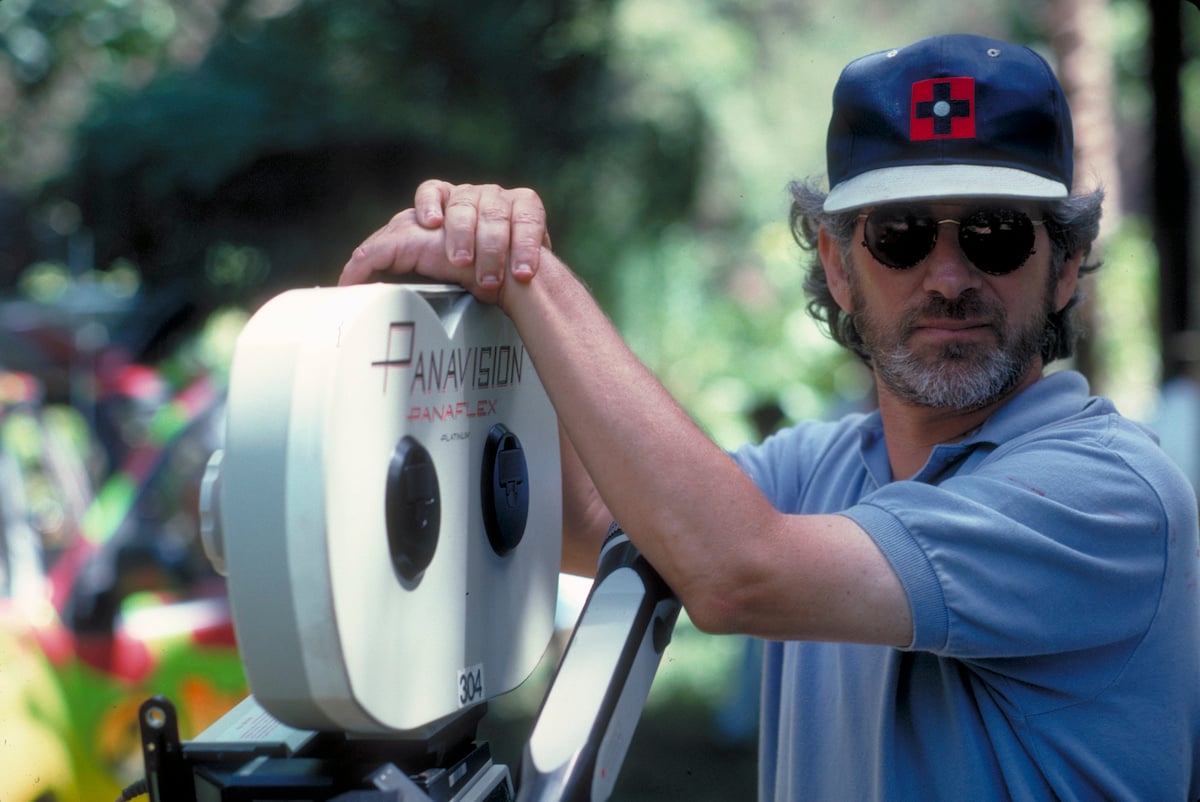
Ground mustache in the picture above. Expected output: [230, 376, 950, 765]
[847, 286, 1011, 359]
[901, 291, 1005, 328]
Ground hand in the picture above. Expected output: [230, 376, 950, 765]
[340, 180, 551, 305]
[414, 180, 551, 287]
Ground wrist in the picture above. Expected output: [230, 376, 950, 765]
[499, 247, 571, 316]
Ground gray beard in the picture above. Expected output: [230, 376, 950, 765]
[871, 338, 1034, 409]
[853, 289, 1049, 411]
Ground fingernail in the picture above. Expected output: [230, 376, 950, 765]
[514, 263, 534, 280]
[480, 274, 500, 286]
[453, 249, 472, 264]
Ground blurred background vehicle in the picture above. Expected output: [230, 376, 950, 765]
[0, 369, 85, 802]
[0, 294, 247, 802]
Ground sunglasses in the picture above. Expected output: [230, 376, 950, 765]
[858, 206, 1045, 276]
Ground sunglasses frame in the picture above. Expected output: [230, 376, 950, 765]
[857, 206, 1045, 276]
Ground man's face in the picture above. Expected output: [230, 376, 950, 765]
[842, 202, 1063, 410]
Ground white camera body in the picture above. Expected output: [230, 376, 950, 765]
[206, 284, 561, 736]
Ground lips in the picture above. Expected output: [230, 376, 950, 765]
[916, 319, 992, 331]
[905, 319, 997, 348]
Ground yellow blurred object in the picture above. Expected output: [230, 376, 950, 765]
[0, 626, 78, 802]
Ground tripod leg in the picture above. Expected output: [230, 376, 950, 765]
[517, 528, 680, 802]
[139, 697, 196, 802]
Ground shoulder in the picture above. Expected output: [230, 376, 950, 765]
[731, 412, 876, 497]
[986, 376, 1193, 519]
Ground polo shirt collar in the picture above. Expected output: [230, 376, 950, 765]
[857, 370, 1093, 486]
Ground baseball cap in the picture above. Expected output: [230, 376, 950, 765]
[823, 33, 1074, 212]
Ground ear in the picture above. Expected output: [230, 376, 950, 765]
[1054, 249, 1084, 312]
[819, 226, 854, 313]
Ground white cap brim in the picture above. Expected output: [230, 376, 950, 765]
[823, 164, 1070, 212]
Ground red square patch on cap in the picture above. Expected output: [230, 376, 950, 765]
[910, 77, 975, 140]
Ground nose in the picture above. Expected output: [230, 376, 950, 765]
[921, 221, 982, 299]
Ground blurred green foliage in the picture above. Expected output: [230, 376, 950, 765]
[0, 0, 1195, 436]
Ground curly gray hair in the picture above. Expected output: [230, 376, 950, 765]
[787, 179, 1105, 366]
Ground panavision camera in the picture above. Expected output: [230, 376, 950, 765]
[137, 284, 680, 802]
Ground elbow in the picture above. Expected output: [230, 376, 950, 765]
[647, 515, 780, 636]
[681, 599, 741, 635]
[672, 574, 758, 636]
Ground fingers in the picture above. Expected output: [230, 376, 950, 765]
[438, 184, 507, 288]
[508, 187, 548, 283]
[413, 179, 454, 228]
[430, 182, 551, 287]
[341, 181, 551, 298]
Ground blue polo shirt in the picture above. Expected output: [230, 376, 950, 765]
[733, 371, 1200, 801]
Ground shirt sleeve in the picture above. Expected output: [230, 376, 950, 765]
[844, 415, 1170, 676]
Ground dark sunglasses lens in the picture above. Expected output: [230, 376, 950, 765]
[957, 209, 1036, 275]
[863, 211, 937, 269]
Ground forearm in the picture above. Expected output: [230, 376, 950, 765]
[499, 251, 783, 627]
[558, 421, 611, 577]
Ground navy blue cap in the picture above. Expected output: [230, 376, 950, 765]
[823, 33, 1074, 212]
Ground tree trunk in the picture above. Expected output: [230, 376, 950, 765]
[1044, 0, 1123, 385]
[1148, 0, 1195, 382]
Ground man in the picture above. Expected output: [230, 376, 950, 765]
[341, 33, 1200, 801]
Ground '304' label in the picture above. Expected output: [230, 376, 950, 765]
[458, 664, 486, 707]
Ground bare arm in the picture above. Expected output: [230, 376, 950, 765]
[340, 186, 912, 646]
[557, 421, 611, 577]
